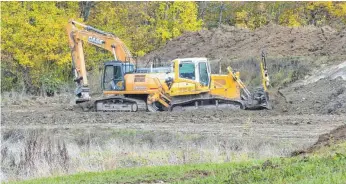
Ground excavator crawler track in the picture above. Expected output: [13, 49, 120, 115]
[169, 97, 245, 111]
[94, 97, 147, 112]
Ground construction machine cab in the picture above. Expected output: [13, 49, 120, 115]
[172, 58, 211, 87]
[102, 61, 135, 91]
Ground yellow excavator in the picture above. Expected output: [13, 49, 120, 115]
[67, 20, 270, 112]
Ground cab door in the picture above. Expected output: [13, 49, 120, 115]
[198, 61, 210, 87]
[103, 64, 125, 91]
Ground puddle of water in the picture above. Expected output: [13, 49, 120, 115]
[1, 128, 294, 181]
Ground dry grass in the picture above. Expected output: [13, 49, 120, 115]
[1, 127, 295, 182]
[1, 91, 76, 108]
[209, 56, 314, 89]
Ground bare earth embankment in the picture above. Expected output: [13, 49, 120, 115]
[140, 24, 346, 62]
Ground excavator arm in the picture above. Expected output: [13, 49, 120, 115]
[226, 51, 271, 109]
[260, 51, 270, 91]
[66, 19, 134, 102]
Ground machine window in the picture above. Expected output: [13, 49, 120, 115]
[123, 63, 134, 74]
[179, 62, 195, 80]
[114, 66, 122, 80]
[103, 65, 123, 90]
[103, 66, 114, 90]
[199, 62, 209, 86]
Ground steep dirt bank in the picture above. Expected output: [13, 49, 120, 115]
[274, 61, 346, 114]
[140, 24, 346, 64]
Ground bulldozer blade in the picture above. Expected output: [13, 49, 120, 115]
[76, 98, 90, 104]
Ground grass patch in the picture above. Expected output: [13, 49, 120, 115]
[9, 142, 346, 184]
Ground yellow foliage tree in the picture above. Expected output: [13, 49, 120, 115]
[155, 2, 202, 45]
[279, 9, 302, 27]
[235, 10, 248, 28]
[234, 2, 269, 29]
[304, 2, 346, 26]
[1, 2, 79, 93]
[333, 2, 346, 19]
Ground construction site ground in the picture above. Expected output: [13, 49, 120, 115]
[1, 25, 346, 181]
[2, 60, 345, 180]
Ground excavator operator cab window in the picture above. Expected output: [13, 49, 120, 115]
[123, 63, 135, 74]
[103, 65, 125, 91]
[199, 62, 209, 86]
[179, 62, 195, 80]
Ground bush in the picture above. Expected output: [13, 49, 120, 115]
[1, 69, 21, 92]
[40, 74, 63, 97]
[226, 56, 312, 89]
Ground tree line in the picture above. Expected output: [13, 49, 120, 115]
[1, 2, 345, 95]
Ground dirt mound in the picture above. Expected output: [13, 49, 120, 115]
[276, 61, 346, 114]
[292, 125, 346, 156]
[275, 78, 346, 114]
[315, 125, 346, 146]
[140, 24, 346, 63]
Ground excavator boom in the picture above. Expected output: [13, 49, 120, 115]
[66, 20, 134, 102]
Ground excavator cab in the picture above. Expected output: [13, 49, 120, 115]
[172, 58, 211, 87]
[102, 61, 135, 91]
[167, 58, 211, 97]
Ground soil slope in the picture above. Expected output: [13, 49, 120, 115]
[292, 124, 346, 155]
[275, 61, 346, 114]
[140, 24, 346, 63]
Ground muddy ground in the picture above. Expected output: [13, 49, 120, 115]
[1, 105, 344, 137]
[1, 102, 345, 180]
[1, 98, 346, 181]
[3, 70, 345, 181]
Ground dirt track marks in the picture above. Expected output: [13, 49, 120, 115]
[2, 106, 345, 149]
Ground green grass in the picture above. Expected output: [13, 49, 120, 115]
[10, 142, 346, 184]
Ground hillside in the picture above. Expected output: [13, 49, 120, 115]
[140, 24, 346, 63]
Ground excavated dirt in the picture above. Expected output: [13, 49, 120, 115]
[275, 78, 346, 114]
[292, 124, 346, 155]
[274, 61, 346, 114]
[313, 124, 346, 148]
[140, 24, 346, 63]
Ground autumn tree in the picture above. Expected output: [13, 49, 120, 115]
[304, 2, 346, 27]
[152, 2, 203, 45]
[1, 2, 79, 94]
